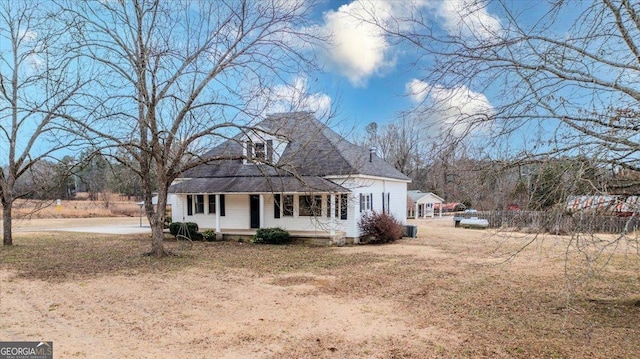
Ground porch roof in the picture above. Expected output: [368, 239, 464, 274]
[168, 175, 349, 194]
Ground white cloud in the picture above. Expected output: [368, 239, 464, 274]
[267, 76, 332, 117]
[433, 0, 502, 40]
[406, 79, 494, 137]
[315, 0, 501, 87]
[317, 0, 397, 87]
[406, 78, 430, 103]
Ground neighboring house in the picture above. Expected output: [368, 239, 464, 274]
[407, 190, 444, 219]
[168, 112, 411, 244]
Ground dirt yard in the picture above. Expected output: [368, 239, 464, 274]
[1, 218, 639, 358]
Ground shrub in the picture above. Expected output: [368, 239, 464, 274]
[358, 211, 403, 244]
[253, 227, 291, 245]
[169, 222, 200, 240]
[201, 229, 219, 242]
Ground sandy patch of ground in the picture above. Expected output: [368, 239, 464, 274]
[0, 267, 457, 358]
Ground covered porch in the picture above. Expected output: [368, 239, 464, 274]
[209, 228, 349, 246]
[169, 176, 354, 243]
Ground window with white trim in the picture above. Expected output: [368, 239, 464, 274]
[340, 194, 348, 220]
[208, 195, 216, 214]
[283, 194, 294, 216]
[359, 193, 373, 212]
[194, 194, 205, 214]
[299, 195, 321, 216]
[254, 142, 266, 161]
[326, 194, 348, 220]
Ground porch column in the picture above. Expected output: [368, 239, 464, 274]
[330, 193, 336, 237]
[415, 203, 419, 219]
[215, 194, 222, 240]
[259, 194, 264, 228]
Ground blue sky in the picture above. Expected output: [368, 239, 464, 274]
[277, 0, 504, 140]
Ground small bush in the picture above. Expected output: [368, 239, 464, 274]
[201, 229, 219, 242]
[253, 227, 291, 245]
[358, 211, 403, 244]
[169, 222, 200, 240]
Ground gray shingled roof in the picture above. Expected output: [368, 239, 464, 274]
[169, 112, 410, 194]
[170, 176, 348, 194]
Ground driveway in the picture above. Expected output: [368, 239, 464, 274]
[4, 217, 152, 235]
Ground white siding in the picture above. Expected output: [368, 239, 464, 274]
[220, 195, 249, 229]
[168, 194, 186, 221]
[327, 176, 408, 238]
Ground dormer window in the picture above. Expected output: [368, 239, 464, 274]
[254, 143, 266, 161]
[245, 139, 273, 163]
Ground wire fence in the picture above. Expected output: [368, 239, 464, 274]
[477, 210, 640, 234]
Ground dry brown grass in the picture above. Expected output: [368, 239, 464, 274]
[1, 219, 639, 358]
[7, 196, 140, 219]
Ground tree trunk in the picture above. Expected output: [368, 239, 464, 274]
[149, 217, 165, 257]
[2, 201, 12, 246]
[147, 183, 169, 257]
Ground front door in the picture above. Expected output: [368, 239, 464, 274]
[250, 194, 260, 229]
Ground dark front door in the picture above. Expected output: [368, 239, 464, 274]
[250, 195, 260, 229]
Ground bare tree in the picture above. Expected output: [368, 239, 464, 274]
[359, 116, 427, 178]
[62, 0, 321, 256]
[369, 0, 640, 182]
[0, 1, 87, 245]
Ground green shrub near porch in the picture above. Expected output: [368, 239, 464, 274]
[253, 227, 291, 245]
[169, 222, 200, 240]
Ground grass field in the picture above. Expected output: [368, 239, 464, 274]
[7, 195, 140, 219]
[1, 219, 639, 358]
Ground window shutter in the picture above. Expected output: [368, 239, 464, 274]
[382, 192, 385, 213]
[245, 141, 253, 159]
[274, 194, 281, 218]
[267, 139, 273, 163]
[219, 194, 225, 216]
[187, 195, 193, 216]
[359, 193, 364, 212]
[370, 193, 373, 210]
[387, 192, 391, 214]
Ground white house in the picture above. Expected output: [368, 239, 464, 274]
[407, 190, 444, 219]
[168, 112, 410, 244]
